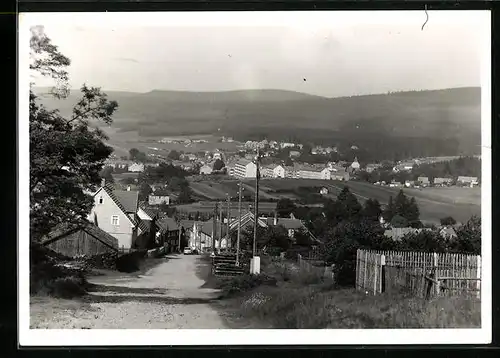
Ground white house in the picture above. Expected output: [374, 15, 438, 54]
[88, 182, 148, 250]
[273, 165, 286, 178]
[148, 193, 170, 206]
[199, 164, 213, 175]
[233, 159, 257, 179]
[128, 162, 145, 172]
[351, 157, 360, 171]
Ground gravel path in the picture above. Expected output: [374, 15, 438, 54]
[31, 255, 228, 329]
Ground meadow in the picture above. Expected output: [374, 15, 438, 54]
[184, 178, 481, 224]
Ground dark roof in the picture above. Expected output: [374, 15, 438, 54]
[180, 220, 196, 230]
[157, 216, 179, 233]
[139, 206, 160, 220]
[42, 222, 119, 250]
[265, 217, 306, 230]
[113, 190, 139, 213]
[200, 220, 228, 238]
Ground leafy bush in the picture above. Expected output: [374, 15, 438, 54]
[50, 276, 87, 298]
[115, 250, 147, 273]
[216, 273, 277, 298]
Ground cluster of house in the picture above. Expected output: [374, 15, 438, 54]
[222, 158, 359, 181]
[184, 211, 319, 252]
[243, 139, 303, 151]
[104, 160, 160, 173]
[158, 138, 208, 144]
[383, 225, 458, 241]
[376, 175, 479, 188]
[41, 179, 319, 258]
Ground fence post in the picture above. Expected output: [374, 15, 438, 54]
[476, 255, 481, 299]
[380, 254, 386, 294]
[363, 250, 367, 291]
[373, 254, 379, 295]
[433, 252, 439, 296]
[355, 250, 359, 289]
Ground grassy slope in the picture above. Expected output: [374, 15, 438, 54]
[212, 259, 480, 329]
[184, 178, 480, 223]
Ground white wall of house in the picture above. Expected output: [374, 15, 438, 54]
[149, 195, 170, 205]
[273, 165, 285, 178]
[89, 189, 136, 249]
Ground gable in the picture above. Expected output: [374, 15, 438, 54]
[93, 187, 136, 227]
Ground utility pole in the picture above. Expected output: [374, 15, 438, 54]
[226, 193, 230, 250]
[253, 147, 260, 257]
[219, 203, 223, 252]
[212, 202, 218, 253]
[236, 181, 242, 266]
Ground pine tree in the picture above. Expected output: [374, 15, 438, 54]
[406, 197, 420, 222]
[336, 186, 362, 221]
[362, 198, 382, 221]
[384, 196, 395, 221]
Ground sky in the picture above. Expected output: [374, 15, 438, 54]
[26, 11, 488, 98]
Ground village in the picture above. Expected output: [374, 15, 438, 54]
[27, 16, 483, 334]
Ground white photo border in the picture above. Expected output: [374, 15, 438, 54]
[18, 10, 492, 346]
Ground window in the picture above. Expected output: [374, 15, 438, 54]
[111, 215, 119, 226]
[99, 196, 103, 204]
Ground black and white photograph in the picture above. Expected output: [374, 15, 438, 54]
[19, 11, 491, 345]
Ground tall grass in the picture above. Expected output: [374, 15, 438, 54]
[238, 285, 480, 329]
[219, 258, 480, 329]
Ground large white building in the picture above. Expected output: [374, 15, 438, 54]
[296, 165, 331, 180]
[233, 159, 257, 179]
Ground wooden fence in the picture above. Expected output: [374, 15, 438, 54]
[297, 254, 335, 281]
[356, 249, 481, 299]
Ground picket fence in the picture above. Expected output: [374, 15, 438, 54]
[297, 254, 335, 281]
[355, 249, 481, 299]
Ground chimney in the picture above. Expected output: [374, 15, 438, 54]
[274, 211, 277, 226]
[127, 185, 131, 191]
[101, 178, 105, 187]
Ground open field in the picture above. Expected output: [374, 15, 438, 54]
[325, 181, 480, 224]
[403, 186, 481, 206]
[184, 178, 480, 224]
[101, 127, 242, 159]
[174, 201, 278, 215]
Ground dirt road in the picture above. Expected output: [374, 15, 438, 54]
[30, 255, 228, 329]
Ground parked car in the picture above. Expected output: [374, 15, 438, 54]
[183, 247, 193, 255]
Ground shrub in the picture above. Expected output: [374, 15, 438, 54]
[217, 273, 277, 298]
[116, 250, 147, 272]
[50, 276, 87, 298]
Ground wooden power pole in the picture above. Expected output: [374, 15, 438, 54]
[212, 202, 218, 253]
[218, 203, 223, 252]
[226, 193, 230, 249]
[253, 147, 260, 257]
[236, 181, 242, 266]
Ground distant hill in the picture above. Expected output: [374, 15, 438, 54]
[32, 86, 481, 160]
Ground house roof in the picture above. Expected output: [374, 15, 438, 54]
[434, 177, 453, 182]
[42, 222, 119, 250]
[384, 227, 432, 240]
[457, 176, 478, 182]
[139, 206, 160, 220]
[180, 220, 196, 230]
[109, 188, 139, 213]
[157, 216, 179, 233]
[264, 217, 306, 230]
[200, 220, 229, 238]
[439, 226, 457, 236]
